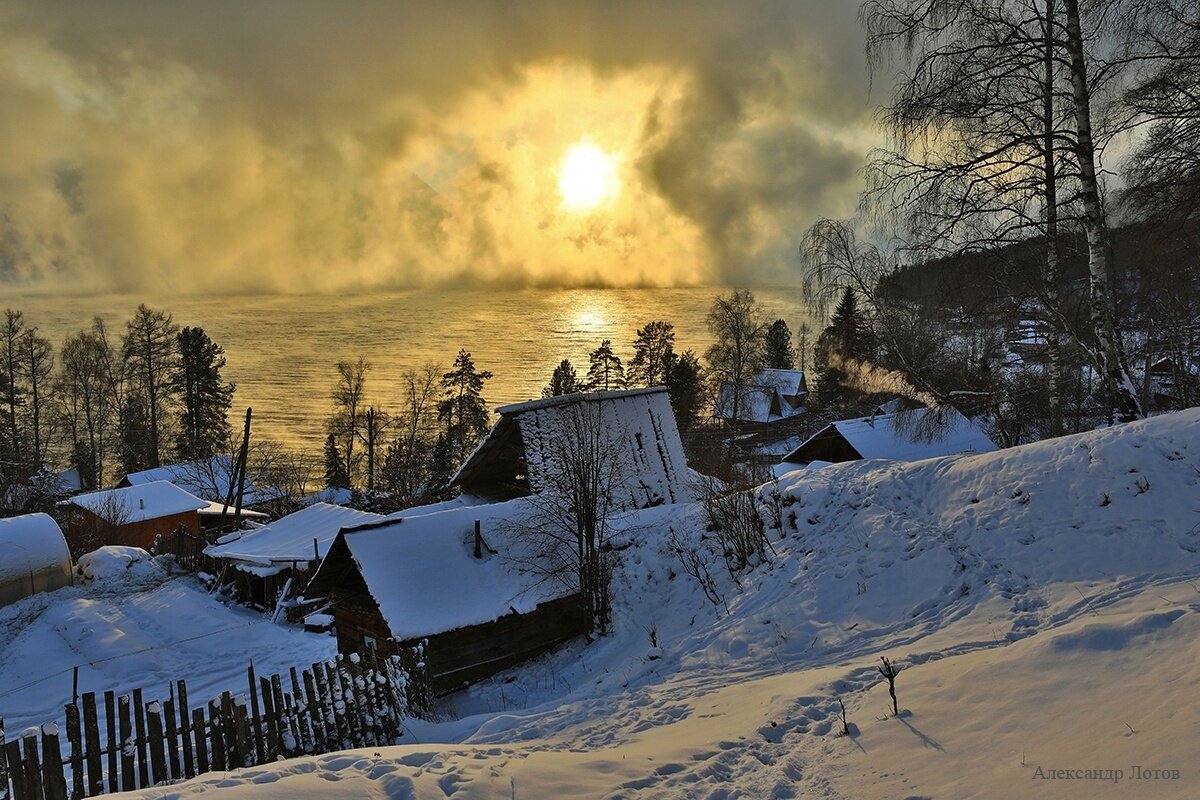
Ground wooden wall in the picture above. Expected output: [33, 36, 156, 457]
[65, 508, 202, 558]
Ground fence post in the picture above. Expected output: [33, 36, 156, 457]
[246, 666, 265, 766]
[177, 681, 194, 780]
[63, 705, 82, 800]
[40, 724, 68, 800]
[0, 716, 8, 800]
[131, 689, 148, 789]
[302, 668, 323, 753]
[19, 731, 42, 800]
[190, 708, 208, 776]
[116, 695, 133, 793]
[258, 678, 279, 761]
[102, 691, 117, 794]
[80, 694, 102, 797]
[164, 698, 180, 781]
[208, 699, 225, 773]
[144, 702, 167, 786]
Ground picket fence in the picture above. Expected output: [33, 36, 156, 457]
[1, 647, 431, 800]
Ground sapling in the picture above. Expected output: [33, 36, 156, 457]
[878, 656, 901, 716]
[837, 697, 850, 736]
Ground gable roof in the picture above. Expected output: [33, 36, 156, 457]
[308, 499, 569, 641]
[713, 369, 807, 424]
[205, 502, 381, 565]
[121, 457, 282, 506]
[782, 406, 997, 464]
[65, 481, 208, 524]
[452, 387, 690, 508]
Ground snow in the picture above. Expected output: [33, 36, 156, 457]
[783, 404, 998, 464]
[0, 513, 73, 606]
[45, 408, 1200, 798]
[314, 499, 573, 641]
[195, 500, 270, 521]
[206, 502, 382, 565]
[64, 480, 208, 524]
[0, 552, 334, 736]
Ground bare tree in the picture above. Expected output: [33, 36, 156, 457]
[508, 401, 630, 635]
[122, 304, 181, 467]
[328, 357, 370, 489]
[705, 290, 769, 429]
[22, 327, 54, 470]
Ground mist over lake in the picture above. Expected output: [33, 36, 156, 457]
[10, 286, 814, 453]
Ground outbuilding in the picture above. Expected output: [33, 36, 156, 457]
[713, 369, 809, 427]
[0, 513, 74, 607]
[305, 499, 585, 693]
[59, 480, 207, 557]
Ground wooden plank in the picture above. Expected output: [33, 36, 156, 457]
[218, 694, 237, 770]
[230, 699, 250, 769]
[41, 725, 68, 800]
[103, 691, 116, 794]
[177, 681, 194, 780]
[246, 665, 265, 766]
[302, 669, 322, 753]
[20, 732, 42, 800]
[80, 694, 102, 798]
[314, 663, 341, 750]
[144, 702, 167, 786]
[164, 698, 180, 781]
[63, 705, 83, 800]
[0, 716, 8, 800]
[275, 675, 301, 756]
[208, 700, 225, 773]
[117, 696, 133, 792]
[131, 689, 148, 789]
[339, 656, 365, 748]
[191, 709, 209, 776]
[258, 679, 278, 761]
[3, 737, 24, 800]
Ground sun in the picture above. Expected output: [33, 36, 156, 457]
[557, 141, 620, 212]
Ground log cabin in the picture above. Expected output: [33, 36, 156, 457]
[305, 499, 586, 693]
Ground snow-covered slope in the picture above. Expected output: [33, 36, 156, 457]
[109, 409, 1200, 798]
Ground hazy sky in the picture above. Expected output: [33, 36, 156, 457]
[0, 1, 878, 293]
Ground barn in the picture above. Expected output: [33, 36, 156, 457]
[779, 405, 998, 469]
[452, 387, 690, 508]
[0, 513, 74, 608]
[205, 502, 381, 610]
[59, 480, 207, 558]
[305, 499, 585, 693]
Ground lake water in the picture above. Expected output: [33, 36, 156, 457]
[7, 287, 815, 453]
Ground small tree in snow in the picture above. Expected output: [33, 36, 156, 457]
[878, 655, 902, 716]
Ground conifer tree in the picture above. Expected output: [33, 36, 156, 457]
[765, 319, 796, 370]
[543, 359, 581, 398]
[585, 339, 625, 391]
[323, 433, 349, 489]
[814, 287, 874, 407]
[628, 321, 676, 387]
[175, 326, 234, 460]
[665, 349, 706, 434]
[438, 349, 493, 462]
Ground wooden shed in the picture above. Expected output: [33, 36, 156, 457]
[305, 499, 585, 693]
[205, 502, 381, 610]
[59, 480, 207, 558]
[451, 387, 690, 508]
[0, 513, 74, 607]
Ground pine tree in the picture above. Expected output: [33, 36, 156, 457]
[438, 349, 493, 463]
[665, 349, 706, 434]
[542, 359, 580, 398]
[175, 327, 234, 460]
[814, 288, 874, 407]
[765, 319, 796, 369]
[629, 321, 676, 387]
[585, 339, 625, 391]
[323, 433, 349, 489]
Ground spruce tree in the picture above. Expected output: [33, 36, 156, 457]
[323, 433, 349, 488]
[175, 326, 234, 460]
[665, 349, 706, 434]
[438, 349, 493, 462]
[765, 319, 796, 370]
[585, 339, 625, 391]
[814, 288, 874, 407]
[542, 359, 580, 398]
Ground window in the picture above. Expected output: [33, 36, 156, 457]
[361, 634, 378, 654]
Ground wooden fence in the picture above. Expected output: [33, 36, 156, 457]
[1, 646, 431, 800]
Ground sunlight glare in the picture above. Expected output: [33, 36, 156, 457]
[558, 141, 620, 212]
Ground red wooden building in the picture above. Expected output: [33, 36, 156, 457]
[59, 480, 207, 558]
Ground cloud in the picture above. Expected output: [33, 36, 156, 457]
[0, 0, 878, 292]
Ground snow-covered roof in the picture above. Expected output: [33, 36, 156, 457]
[196, 500, 270, 520]
[783, 406, 997, 465]
[453, 387, 690, 509]
[121, 457, 281, 506]
[206, 502, 381, 565]
[65, 481, 208, 524]
[713, 369, 807, 424]
[299, 486, 354, 508]
[310, 498, 569, 641]
[0, 513, 74, 606]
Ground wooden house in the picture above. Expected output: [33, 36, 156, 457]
[59, 480, 207, 558]
[205, 502, 380, 610]
[713, 369, 809, 428]
[451, 387, 690, 509]
[780, 406, 997, 469]
[305, 499, 585, 693]
[0, 513, 74, 608]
